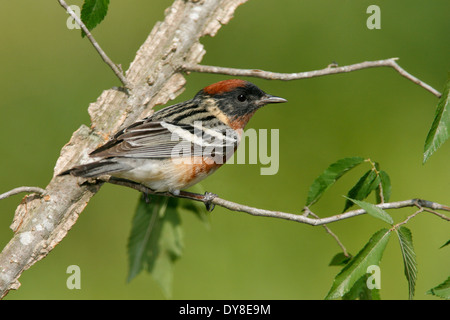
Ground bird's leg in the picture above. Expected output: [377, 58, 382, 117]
[177, 190, 217, 212]
[142, 190, 151, 204]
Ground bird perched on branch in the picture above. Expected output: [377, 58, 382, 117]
[59, 79, 287, 195]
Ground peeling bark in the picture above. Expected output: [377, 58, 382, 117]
[0, 0, 247, 298]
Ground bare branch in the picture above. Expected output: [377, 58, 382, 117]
[106, 177, 450, 226]
[0, 187, 46, 201]
[57, 0, 131, 89]
[183, 58, 442, 98]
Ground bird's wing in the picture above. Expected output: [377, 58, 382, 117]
[90, 120, 238, 160]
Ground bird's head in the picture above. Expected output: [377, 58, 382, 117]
[195, 79, 287, 128]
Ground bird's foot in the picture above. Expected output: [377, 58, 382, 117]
[203, 192, 217, 212]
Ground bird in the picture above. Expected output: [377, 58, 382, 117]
[59, 79, 287, 195]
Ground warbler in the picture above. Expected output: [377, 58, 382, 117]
[60, 79, 287, 194]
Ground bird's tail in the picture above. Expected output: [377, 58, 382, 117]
[58, 160, 130, 178]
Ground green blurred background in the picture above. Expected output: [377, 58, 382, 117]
[0, 0, 449, 300]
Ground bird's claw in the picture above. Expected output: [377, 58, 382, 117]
[203, 192, 217, 212]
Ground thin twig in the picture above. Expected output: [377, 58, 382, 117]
[306, 209, 349, 257]
[422, 207, 450, 221]
[0, 187, 46, 201]
[392, 208, 424, 229]
[388, 60, 442, 98]
[105, 177, 450, 226]
[183, 58, 442, 98]
[57, 0, 131, 89]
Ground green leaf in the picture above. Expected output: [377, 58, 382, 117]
[80, 0, 110, 37]
[325, 228, 392, 300]
[343, 170, 380, 212]
[423, 75, 450, 163]
[342, 274, 381, 300]
[375, 170, 391, 203]
[329, 252, 352, 266]
[127, 195, 183, 298]
[345, 197, 393, 225]
[440, 239, 450, 249]
[306, 157, 365, 207]
[396, 226, 417, 300]
[427, 276, 450, 299]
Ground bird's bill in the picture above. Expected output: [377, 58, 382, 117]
[259, 94, 288, 105]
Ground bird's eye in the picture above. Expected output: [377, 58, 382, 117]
[237, 94, 247, 102]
